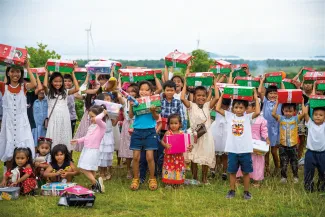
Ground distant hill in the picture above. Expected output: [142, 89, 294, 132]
[207, 52, 239, 59]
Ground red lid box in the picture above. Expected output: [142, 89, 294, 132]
[277, 89, 303, 104]
[165, 50, 192, 69]
[282, 78, 300, 89]
[235, 76, 260, 87]
[304, 71, 325, 81]
[315, 80, 325, 91]
[265, 72, 285, 83]
[309, 95, 325, 108]
[119, 68, 147, 82]
[0, 44, 28, 67]
[47, 59, 76, 73]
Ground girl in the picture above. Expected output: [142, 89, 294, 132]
[181, 75, 219, 184]
[71, 105, 107, 193]
[0, 147, 37, 195]
[161, 114, 192, 188]
[128, 81, 160, 191]
[98, 93, 118, 180]
[34, 137, 52, 185]
[119, 83, 138, 179]
[0, 61, 37, 167]
[43, 65, 79, 151]
[44, 144, 79, 182]
[258, 77, 283, 175]
[236, 102, 270, 187]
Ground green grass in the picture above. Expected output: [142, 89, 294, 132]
[0, 152, 324, 217]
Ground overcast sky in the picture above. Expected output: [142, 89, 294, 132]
[0, 0, 324, 60]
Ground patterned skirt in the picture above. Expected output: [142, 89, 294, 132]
[162, 153, 186, 184]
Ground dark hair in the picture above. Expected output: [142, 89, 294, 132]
[281, 103, 296, 115]
[89, 105, 106, 122]
[313, 107, 325, 113]
[51, 144, 71, 166]
[5, 66, 24, 85]
[48, 72, 67, 99]
[222, 98, 232, 106]
[128, 83, 139, 98]
[194, 86, 208, 96]
[171, 75, 184, 84]
[85, 81, 96, 110]
[265, 85, 278, 100]
[232, 99, 249, 108]
[138, 80, 154, 92]
[98, 74, 110, 81]
[248, 101, 256, 107]
[102, 92, 118, 103]
[63, 74, 73, 81]
[163, 80, 176, 90]
[12, 147, 33, 168]
[167, 113, 182, 129]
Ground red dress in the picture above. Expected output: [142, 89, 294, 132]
[162, 131, 186, 185]
[5, 167, 37, 194]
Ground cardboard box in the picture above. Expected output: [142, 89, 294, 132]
[74, 68, 87, 82]
[265, 72, 284, 83]
[282, 78, 300, 89]
[235, 76, 260, 87]
[119, 68, 147, 82]
[301, 67, 315, 76]
[223, 86, 254, 101]
[215, 60, 231, 66]
[277, 89, 303, 104]
[309, 95, 325, 108]
[0, 44, 28, 67]
[165, 133, 191, 154]
[143, 69, 162, 80]
[29, 67, 46, 82]
[253, 139, 269, 155]
[186, 72, 214, 86]
[0, 187, 20, 200]
[85, 60, 113, 74]
[47, 59, 75, 73]
[165, 50, 192, 68]
[161, 117, 168, 131]
[94, 100, 122, 119]
[41, 182, 76, 196]
[232, 64, 248, 77]
[133, 94, 162, 115]
[304, 71, 325, 81]
[315, 80, 325, 91]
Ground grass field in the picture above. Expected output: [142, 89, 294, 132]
[0, 151, 324, 217]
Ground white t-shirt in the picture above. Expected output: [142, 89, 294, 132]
[210, 113, 227, 152]
[306, 120, 325, 152]
[173, 92, 188, 120]
[224, 111, 254, 154]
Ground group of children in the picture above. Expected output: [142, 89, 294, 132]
[0, 61, 324, 200]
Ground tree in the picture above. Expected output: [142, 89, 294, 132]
[182, 49, 215, 73]
[25, 43, 61, 68]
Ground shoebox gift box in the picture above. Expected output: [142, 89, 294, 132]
[277, 89, 303, 104]
[252, 139, 269, 155]
[232, 64, 248, 77]
[0, 187, 20, 200]
[304, 72, 325, 83]
[119, 68, 147, 83]
[186, 72, 214, 87]
[85, 60, 114, 74]
[165, 133, 191, 154]
[301, 67, 315, 76]
[265, 72, 284, 83]
[74, 67, 88, 82]
[143, 69, 162, 80]
[209, 65, 232, 75]
[94, 99, 122, 119]
[223, 86, 254, 101]
[47, 59, 75, 73]
[309, 95, 325, 108]
[165, 50, 192, 69]
[133, 94, 162, 115]
[315, 80, 325, 91]
[235, 76, 260, 87]
[41, 182, 76, 196]
[59, 185, 95, 207]
[0, 44, 28, 67]
[282, 78, 300, 89]
[29, 67, 46, 82]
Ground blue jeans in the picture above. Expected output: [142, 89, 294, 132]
[304, 149, 325, 192]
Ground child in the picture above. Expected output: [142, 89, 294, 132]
[98, 93, 118, 180]
[32, 89, 48, 147]
[236, 101, 270, 187]
[71, 105, 107, 193]
[128, 81, 160, 191]
[44, 144, 79, 182]
[258, 78, 282, 174]
[0, 61, 37, 167]
[0, 147, 36, 195]
[119, 83, 138, 179]
[160, 114, 192, 188]
[272, 101, 304, 183]
[43, 66, 79, 151]
[216, 89, 260, 200]
[302, 105, 325, 192]
[210, 98, 232, 180]
[64, 74, 78, 137]
[181, 76, 219, 184]
[34, 137, 52, 185]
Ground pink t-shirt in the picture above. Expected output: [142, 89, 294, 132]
[251, 115, 268, 141]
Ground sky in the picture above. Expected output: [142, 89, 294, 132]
[0, 0, 324, 60]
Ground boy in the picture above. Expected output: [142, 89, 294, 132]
[216, 89, 260, 200]
[64, 74, 78, 137]
[302, 105, 325, 192]
[272, 101, 304, 183]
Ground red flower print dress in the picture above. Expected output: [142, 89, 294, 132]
[162, 131, 186, 185]
[5, 167, 37, 194]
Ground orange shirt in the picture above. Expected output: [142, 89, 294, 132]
[0, 82, 27, 95]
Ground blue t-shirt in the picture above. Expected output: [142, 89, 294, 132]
[133, 113, 156, 129]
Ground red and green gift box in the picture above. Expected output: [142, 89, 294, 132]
[301, 67, 314, 76]
[74, 67, 88, 82]
[309, 95, 325, 108]
[235, 76, 260, 87]
[133, 94, 162, 115]
[186, 72, 214, 86]
[209, 65, 232, 75]
[232, 64, 248, 77]
[119, 68, 147, 82]
[143, 69, 162, 80]
[265, 72, 284, 83]
[210, 110, 216, 120]
[277, 89, 303, 104]
[165, 50, 192, 69]
[161, 117, 168, 130]
[304, 71, 325, 82]
[223, 86, 254, 101]
[0, 44, 28, 67]
[315, 80, 325, 91]
[47, 59, 75, 73]
[29, 67, 46, 82]
[282, 78, 300, 89]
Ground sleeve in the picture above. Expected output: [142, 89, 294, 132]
[77, 137, 86, 144]
[22, 167, 33, 175]
[95, 112, 106, 129]
[0, 82, 5, 95]
[224, 111, 232, 123]
[261, 118, 269, 140]
[305, 119, 311, 128]
[5, 170, 11, 177]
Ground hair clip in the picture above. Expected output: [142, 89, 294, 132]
[38, 137, 53, 143]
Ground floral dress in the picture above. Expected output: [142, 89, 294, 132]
[162, 130, 186, 185]
[5, 166, 37, 194]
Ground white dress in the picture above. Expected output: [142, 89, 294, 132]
[0, 84, 35, 162]
[98, 119, 114, 167]
[46, 90, 72, 151]
[113, 124, 120, 151]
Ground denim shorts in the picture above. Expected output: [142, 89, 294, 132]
[228, 152, 253, 174]
[130, 128, 159, 151]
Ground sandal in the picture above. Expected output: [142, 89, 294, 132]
[148, 178, 158, 191]
[130, 178, 140, 191]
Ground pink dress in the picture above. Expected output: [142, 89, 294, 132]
[237, 115, 268, 181]
[118, 98, 133, 158]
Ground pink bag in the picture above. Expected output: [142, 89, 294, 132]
[165, 134, 191, 154]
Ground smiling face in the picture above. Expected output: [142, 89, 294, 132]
[88, 111, 97, 124]
[38, 143, 51, 156]
[139, 83, 152, 97]
[15, 152, 28, 167]
[194, 89, 207, 106]
[267, 91, 277, 101]
[64, 78, 73, 89]
[8, 68, 22, 83]
[55, 151, 65, 165]
[52, 76, 63, 90]
[282, 106, 295, 118]
[127, 86, 137, 98]
[172, 77, 183, 93]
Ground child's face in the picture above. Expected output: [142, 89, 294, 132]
[282, 107, 295, 118]
[55, 151, 65, 164]
[233, 103, 246, 116]
[194, 90, 207, 105]
[127, 86, 137, 98]
[104, 95, 112, 102]
[64, 78, 73, 89]
[52, 76, 63, 90]
[313, 110, 325, 125]
[139, 84, 152, 97]
[15, 152, 28, 167]
[267, 91, 277, 101]
[38, 90, 45, 99]
[169, 117, 181, 131]
[172, 77, 183, 92]
[38, 143, 51, 156]
[303, 83, 313, 92]
[246, 105, 256, 114]
[89, 111, 97, 124]
[164, 86, 176, 100]
[8, 68, 21, 83]
[98, 77, 108, 86]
